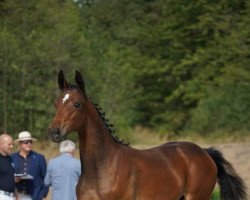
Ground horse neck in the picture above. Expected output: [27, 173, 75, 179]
[77, 101, 118, 176]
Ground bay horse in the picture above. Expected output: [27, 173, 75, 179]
[48, 70, 247, 200]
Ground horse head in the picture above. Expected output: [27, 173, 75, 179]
[48, 70, 87, 142]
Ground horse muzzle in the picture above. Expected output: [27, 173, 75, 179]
[48, 127, 64, 142]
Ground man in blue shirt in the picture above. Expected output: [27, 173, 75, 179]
[44, 140, 81, 200]
[11, 131, 48, 200]
[0, 133, 16, 200]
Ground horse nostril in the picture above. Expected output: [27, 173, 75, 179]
[48, 127, 61, 142]
[54, 128, 60, 136]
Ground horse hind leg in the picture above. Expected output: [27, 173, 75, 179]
[184, 176, 216, 200]
[184, 167, 216, 200]
[185, 186, 215, 200]
[185, 191, 212, 200]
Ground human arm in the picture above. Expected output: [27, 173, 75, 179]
[44, 160, 51, 187]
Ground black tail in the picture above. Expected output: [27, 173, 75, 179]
[204, 148, 247, 200]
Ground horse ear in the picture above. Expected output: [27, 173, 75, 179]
[58, 70, 70, 91]
[75, 70, 86, 93]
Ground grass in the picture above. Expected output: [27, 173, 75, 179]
[130, 126, 164, 148]
[129, 126, 250, 147]
[211, 189, 220, 200]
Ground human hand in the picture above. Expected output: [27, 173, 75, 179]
[15, 176, 21, 183]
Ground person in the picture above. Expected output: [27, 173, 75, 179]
[11, 131, 48, 200]
[44, 140, 81, 200]
[0, 133, 16, 200]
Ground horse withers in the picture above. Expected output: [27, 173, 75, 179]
[48, 70, 247, 200]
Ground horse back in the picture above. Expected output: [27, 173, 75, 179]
[121, 142, 217, 199]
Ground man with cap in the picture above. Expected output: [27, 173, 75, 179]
[11, 131, 49, 200]
[0, 133, 16, 200]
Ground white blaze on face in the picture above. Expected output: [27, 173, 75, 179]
[62, 93, 70, 104]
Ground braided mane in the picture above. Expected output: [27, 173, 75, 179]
[68, 83, 129, 146]
[90, 97, 129, 146]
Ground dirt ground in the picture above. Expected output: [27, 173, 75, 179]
[43, 141, 250, 200]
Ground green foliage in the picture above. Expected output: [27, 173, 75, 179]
[0, 0, 85, 138]
[211, 189, 220, 200]
[190, 84, 250, 133]
[1, 0, 250, 139]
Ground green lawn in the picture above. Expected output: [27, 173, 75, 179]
[211, 190, 220, 200]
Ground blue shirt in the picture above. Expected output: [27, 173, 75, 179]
[0, 153, 15, 192]
[11, 151, 49, 200]
[44, 153, 81, 200]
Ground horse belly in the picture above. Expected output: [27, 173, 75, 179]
[135, 174, 183, 200]
[78, 190, 133, 200]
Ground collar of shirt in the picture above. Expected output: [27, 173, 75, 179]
[61, 153, 73, 157]
[18, 150, 33, 158]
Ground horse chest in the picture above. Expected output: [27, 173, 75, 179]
[78, 189, 101, 200]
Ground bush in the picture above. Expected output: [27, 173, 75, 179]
[190, 84, 250, 134]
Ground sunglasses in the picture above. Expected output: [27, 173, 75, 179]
[20, 140, 33, 144]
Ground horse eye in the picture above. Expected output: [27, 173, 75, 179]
[74, 102, 81, 108]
